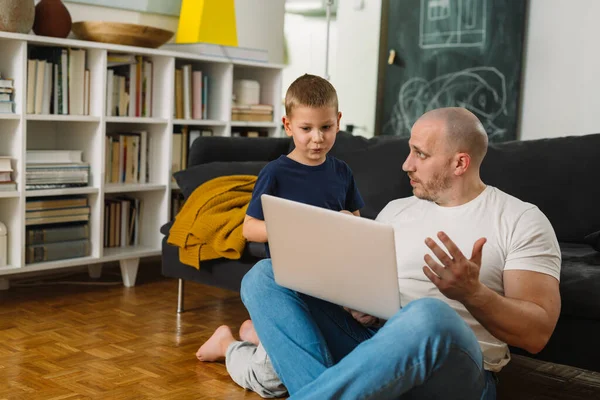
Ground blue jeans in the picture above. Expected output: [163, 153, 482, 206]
[241, 259, 497, 400]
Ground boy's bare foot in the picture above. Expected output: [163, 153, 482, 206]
[239, 319, 260, 345]
[196, 325, 236, 362]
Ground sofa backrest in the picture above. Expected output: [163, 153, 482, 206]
[332, 132, 600, 243]
[481, 133, 600, 243]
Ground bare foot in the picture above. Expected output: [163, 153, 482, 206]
[239, 319, 260, 346]
[196, 325, 236, 362]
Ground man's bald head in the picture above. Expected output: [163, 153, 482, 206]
[415, 107, 488, 166]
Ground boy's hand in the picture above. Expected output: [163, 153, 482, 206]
[343, 307, 382, 327]
[339, 210, 353, 216]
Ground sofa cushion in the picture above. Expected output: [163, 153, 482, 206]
[174, 161, 267, 199]
[584, 231, 600, 252]
[481, 133, 600, 243]
[559, 244, 600, 320]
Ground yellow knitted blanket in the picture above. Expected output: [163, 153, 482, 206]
[167, 175, 257, 269]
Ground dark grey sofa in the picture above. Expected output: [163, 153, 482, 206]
[161, 132, 600, 374]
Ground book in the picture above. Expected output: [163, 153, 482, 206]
[161, 43, 269, 63]
[25, 213, 89, 226]
[25, 238, 90, 264]
[26, 196, 88, 211]
[0, 182, 16, 191]
[26, 223, 90, 245]
[26, 205, 90, 219]
[26, 150, 83, 164]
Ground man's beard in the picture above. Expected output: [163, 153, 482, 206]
[412, 171, 452, 202]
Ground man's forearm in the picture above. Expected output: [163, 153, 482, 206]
[463, 285, 554, 354]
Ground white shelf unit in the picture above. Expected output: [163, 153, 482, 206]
[0, 31, 283, 288]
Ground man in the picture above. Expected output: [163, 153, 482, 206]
[241, 107, 562, 399]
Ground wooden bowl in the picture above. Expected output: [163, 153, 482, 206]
[71, 21, 174, 49]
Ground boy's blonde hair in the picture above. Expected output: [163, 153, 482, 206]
[285, 74, 338, 116]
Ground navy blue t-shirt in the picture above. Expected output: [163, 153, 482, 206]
[247, 155, 365, 221]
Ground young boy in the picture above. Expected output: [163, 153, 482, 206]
[196, 73, 365, 398]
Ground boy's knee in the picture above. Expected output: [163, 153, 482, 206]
[241, 259, 274, 304]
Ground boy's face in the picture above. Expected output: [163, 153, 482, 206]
[283, 106, 342, 166]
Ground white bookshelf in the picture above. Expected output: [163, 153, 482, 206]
[0, 31, 283, 288]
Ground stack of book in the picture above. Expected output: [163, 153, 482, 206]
[104, 196, 141, 248]
[106, 53, 153, 117]
[0, 74, 14, 114]
[105, 131, 149, 184]
[174, 65, 208, 120]
[0, 157, 16, 191]
[27, 47, 90, 115]
[171, 126, 213, 177]
[25, 196, 91, 264]
[26, 150, 90, 190]
[231, 104, 274, 122]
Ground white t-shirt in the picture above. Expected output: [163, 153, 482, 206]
[376, 186, 561, 372]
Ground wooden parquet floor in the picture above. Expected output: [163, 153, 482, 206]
[2, 260, 599, 400]
[0, 261, 264, 400]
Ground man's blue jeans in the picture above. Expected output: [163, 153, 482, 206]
[240, 259, 497, 399]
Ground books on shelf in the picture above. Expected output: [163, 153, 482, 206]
[0, 156, 16, 190]
[105, 131, 149, 184]
[26, 222, 90, 246]
[161, 42, 269, 63]
[25, 198, 91, 263]
[104, 196, 141, 248]
[25, 196, 90, 226]
[26, 238, 90, 264]
[27, 47, 90, 116]
[170, 127, 212, 180]
[174, 65, 208, 120]
[231, 104, 274, 122]
[106, 53, 153, 117]
[0, 73, 15, 114]
[25, 150, 90, 190]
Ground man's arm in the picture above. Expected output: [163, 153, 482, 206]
[423, 232, 561, 354]
[242, 215, 267, 243]
[463, 270, 560, 354]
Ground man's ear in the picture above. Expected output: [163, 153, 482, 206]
[282, 115, 292, 137]
[454, 152, 471, 176]
[336, 111, 342, 133]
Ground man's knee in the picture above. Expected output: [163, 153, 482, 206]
[240, 259, 274, 305]
[391, 298, 475, 343]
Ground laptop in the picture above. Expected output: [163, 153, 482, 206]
[261, 194, 401, 320]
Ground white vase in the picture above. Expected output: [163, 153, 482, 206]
[0, 0, 35, 34]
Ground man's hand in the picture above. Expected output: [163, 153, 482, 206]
[343, 307, 381, 327]
[339, 210, 353, 216]
[422, 231, 487, 303]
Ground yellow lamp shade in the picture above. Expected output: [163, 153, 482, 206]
[176, 0, 238, 46]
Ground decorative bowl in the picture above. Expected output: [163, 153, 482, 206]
[71, 21, 174, 48]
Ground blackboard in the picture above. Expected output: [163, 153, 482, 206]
[378, 0, 527, 141]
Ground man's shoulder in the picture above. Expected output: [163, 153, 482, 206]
[486, 186, 539, 215]
[376, 196, 420, 222]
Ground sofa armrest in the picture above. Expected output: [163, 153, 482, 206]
[189, 136, 290, 166]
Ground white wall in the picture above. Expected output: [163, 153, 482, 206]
[330, 0, 382, 137]
[282, 13, 338, 108]
[58, 0, 284, 64]
[518, 0, 600, 140]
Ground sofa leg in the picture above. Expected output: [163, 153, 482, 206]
[177, 279, 185, 313]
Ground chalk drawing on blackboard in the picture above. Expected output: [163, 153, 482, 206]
[419, 0, 487, 49]
[384, 67, 507, 139]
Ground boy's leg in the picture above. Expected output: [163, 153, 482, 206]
[226, 342, 287, 398]
[240, 259, 378, 394]
[196, 325, 235, 362]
